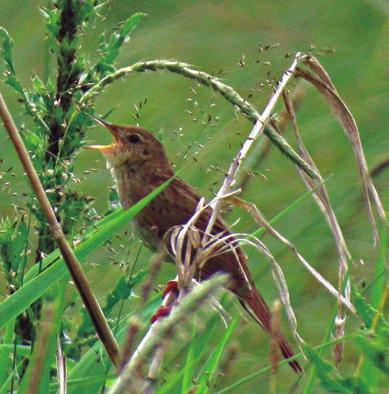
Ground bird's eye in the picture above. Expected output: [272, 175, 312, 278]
[127, 134, 141, 144]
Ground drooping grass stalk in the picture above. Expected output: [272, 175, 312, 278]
[282, 90, 351, 365]
[205, 53, 309, 237]
[79, 59, 319, 181]
[296, 56, 387, 243]
[234, 84, 307, 190]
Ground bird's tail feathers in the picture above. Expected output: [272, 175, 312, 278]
[241, 290, 302, 374]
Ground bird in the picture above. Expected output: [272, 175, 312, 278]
[85, 117, 302, 373]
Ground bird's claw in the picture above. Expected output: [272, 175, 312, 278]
[150, 306, 172, 324]
[162, 280, 179, 299]
[150, 280, 179, 324]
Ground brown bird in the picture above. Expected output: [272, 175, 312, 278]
[85, 118, 302, 373]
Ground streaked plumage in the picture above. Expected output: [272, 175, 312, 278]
[86, 120, 302, 373]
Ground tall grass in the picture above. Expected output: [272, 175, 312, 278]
[0, 1, 387, 393]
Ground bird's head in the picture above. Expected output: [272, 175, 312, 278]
[84, 117, 167, 169]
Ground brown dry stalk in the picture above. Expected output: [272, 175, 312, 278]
[235, 85, 307, 190]
[119, 317, 141, 374]
[270, 300, 281, 375]
[56, 336, 67, 394]
[141, 249, 166, 305]
[0, 93, 120, 366]
[230, 196, 355, 314]
[282, 90, 351, 365]
[205, 53, 312, 238]
[27, 304, 54, 394]
[296, 56, 387, 244]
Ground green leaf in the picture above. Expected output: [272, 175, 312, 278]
[103, 270, 146, 314]
[0, 27, 15, 75]
[0, 360, 23, 394]
[0, 319, 15, 386]
[303, 345, 349, 393]
[0, 344, 30, 358]
[77, 270, 146, 337]
[355, 330, 389, 374]
[66, 296, 161, 394]
[181, 324, 197, 394]
[96, 13, 146, 71]
[18, 284, 66, 394]
[195, 316, 239, 394]
[0, 179, 171, 330]
[158, 300, 230, 394]
[352, 284, 377, 329]
[0, 27, 24, 94]
[370, 225, 387, 308]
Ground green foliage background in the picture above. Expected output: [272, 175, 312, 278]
[0, 0, 388, 393]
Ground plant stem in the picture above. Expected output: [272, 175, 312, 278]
[0, 93, 120, 367]
[109, 274, 228, 394]
[80, 59, 319, 181]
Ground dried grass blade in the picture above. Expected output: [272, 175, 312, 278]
[296, 57, 387, 243]
[56, 336, 67, 394]
[205, 53, 318, 239]
[282, 90, 351, 365]
[230, 197, 355, 314]
[252, 236, 304, 350]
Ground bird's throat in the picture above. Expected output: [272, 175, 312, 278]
[110, 160, 173, 210]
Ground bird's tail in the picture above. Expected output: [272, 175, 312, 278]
[240, 289, 302, 374]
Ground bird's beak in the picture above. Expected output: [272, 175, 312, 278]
[83, 115, 121, 153]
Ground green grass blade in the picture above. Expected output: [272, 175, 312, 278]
[18, 284, 65, 394]
[251, 176, 330, 238]
[371, 225, 387, 308]
[181, 323, 197, 394]
[195, 316, 239, 394]
[23, 207, 126, 283]
[0, 319, 15, 386]
[157, 312, 222, 394]
[49, 375, 116, 391]
[355, 227, 387, 393]
[0, 180, 171, 330]
[66, 296, 161, 394]
[303, 269, 351, 394]
[0, 360, 23, 394]
[215, 334, 356, 394]
[0, 344, 30, 358]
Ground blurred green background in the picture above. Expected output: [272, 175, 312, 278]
[0, 0, 388, 392]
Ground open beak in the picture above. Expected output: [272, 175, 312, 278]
[83, 115, 120, 153]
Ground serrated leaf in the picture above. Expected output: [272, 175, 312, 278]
[355, 330, 389, 374]
[351, 284, 377, 328]
[304, 344, 349, 393]
[96, 13, 146, 70]
[0, 27, 15, 75]
[104, 270, 146, 313]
